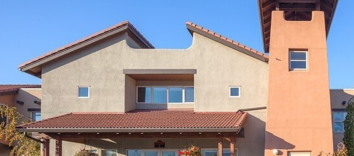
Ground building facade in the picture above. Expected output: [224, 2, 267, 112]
[16, 0, 341, 156]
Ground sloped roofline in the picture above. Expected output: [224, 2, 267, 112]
[186, 22, 269, 62]
[18, 21, 154, 77]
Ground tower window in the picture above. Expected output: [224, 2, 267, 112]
[289, 50, 307, 70]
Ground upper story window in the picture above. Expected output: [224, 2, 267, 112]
[289, 50, 307, 70]
[230, 87, 241, 98]
[31, 112, 41, 121]
[78, 86, 90, 98]
[333, 111, 347, 133]
[137, 86, 194, 104]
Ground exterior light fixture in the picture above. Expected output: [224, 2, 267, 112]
[272, 149, 279, 155]
[342, 101, 346, 105]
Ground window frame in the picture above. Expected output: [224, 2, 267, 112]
[201, 148, 238, 156]
[332, 111, 347, 133]
[78, 86, 90, 98]
[289, 50, 308, 71]
[30, 111, 41, 121]
[136, 86, 195, 104]
[102, 149, 118, 156]
[229, 86, 241, 98]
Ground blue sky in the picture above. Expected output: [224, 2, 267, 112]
[0, 1, 353, 89]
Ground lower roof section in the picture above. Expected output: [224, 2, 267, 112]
[17, 109, 247, 133]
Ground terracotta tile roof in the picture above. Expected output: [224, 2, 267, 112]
[18, 109, 247, 133]
[0, 84, 41, 95]
[19, 21, 154, 71]
[186, 22, 269, 62]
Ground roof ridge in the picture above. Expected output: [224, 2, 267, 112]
[18, 21, 154, 70]
[17, 113, 73, 128]
[186, 21, 269, 61]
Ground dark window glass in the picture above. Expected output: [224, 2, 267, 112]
[169, 87, 183, 103]
[78, 87, 89, 97]
[290, 61, 306, 69]
[185, 87, 194, 102]
[290, 52, 306, 60]
[137, 87, 152, 103]
[230, 87, 240, 97]
[153, 87, 167, 103]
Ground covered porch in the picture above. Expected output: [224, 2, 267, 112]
[17, 109, 247, 156]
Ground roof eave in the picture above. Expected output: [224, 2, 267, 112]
[17, 127, 240, 133]
[258, 0, 269, 53]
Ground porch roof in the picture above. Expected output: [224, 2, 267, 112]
[17, 109, 247, 133]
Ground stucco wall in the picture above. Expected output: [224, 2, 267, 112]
[330, 89, 354, 150]
[265, 11, 333, 155]
[15, 88, 41, 119]
[40, 30, 268, 155]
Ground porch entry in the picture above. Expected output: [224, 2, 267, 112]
[127, 148, 238, 156]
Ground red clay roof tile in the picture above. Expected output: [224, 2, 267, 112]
[18, 109, 247, 131]
[18, 21, 154, 70]
[0, 85, 41, 95]
[186, 22, 269, 61]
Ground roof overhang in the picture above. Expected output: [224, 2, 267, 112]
[124, 69, 197, 81]
[258, 0, 339, 53]
[19, 21, 154, 78]
[186, 22, 269, 62]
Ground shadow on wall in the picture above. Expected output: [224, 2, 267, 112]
[265, 131, 295, 153]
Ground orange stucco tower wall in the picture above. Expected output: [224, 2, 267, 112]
[265, 11, 333, 156]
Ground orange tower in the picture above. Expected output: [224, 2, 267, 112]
[258, 0, 338, 156]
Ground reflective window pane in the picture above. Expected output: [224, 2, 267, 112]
[78, 87, 89, 98]
[290, 52, 306, 60]
[230, 87, 240, 97]
[169, 87, 183, 103]
[128, 150, 142, 156]
[290, 61, 306, 69]
[162, 151, 176, 156]
[153, 87, 167, 103]
[144, 151, 159, 156]
[333, 112, 346, 121]
[103, 149, 118, 156]
[138, 87, 152, 103]
[333, 122, 344, 132]
[185, 87, 194, 102]
[32, 112, 41, 121]
[202, 150, 217, 156]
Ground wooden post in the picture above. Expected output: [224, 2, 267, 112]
[43, 139, 50, 156]
[55, 138, 62, 156]
[230, 136, 235, 156]
[218, 136, 223, 156]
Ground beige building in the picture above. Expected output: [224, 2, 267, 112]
[15, 0, 344, 156]
[0, 85, 41, 156]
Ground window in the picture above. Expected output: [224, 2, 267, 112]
[78, 86, 90, 98]
[230, 87, 240, 97]
[288, 152, 311, 156]
[31, 112, 41, 121]
[0, 115, 6, 128]
[333, 111, 347, 132]
[102, 149, 118, 156]
[289, 50, 307, 70]
[136, 86, 194, 104]
[201, 148, 238, 156]
[185, 87, 194, 103]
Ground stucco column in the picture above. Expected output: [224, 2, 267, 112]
[55, 138, 62, 156]
[218, 137, 223, 156]
[230, 136, 235, 156]
[43, 139, 50, 156]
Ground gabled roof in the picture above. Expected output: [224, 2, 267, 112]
[17, 109, 247, 133]
[186, 22, 269, 62]
[258, 0, 338, 53]
[0, 84, 41, 95]
[19, 21, 154, 77]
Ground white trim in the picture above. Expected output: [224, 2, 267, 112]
[229, 86, 241, 98]
[78, 86, 90, 98]
[289, 50, 308, 71]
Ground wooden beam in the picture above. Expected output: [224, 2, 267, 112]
[230, 136, 235, 156]
[55, 138, 62, 156]
[45, 132, 242, 139]
[218, 137, 223, 156]
[43, 139, 50, 156]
